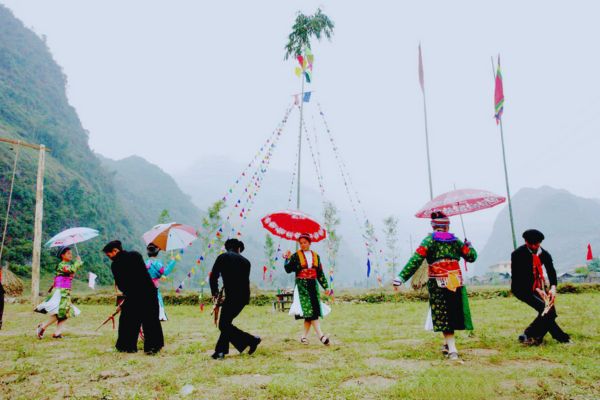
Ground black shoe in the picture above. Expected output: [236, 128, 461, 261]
[211, 352, 225, 360]
[518, 334, 528, 343]
[441, 344, 449, 355]
[556, 336, 572, 344]
[248, 337, 261, 355]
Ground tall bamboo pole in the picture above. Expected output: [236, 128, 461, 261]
[422, 90, 433, 201]
[491, 57, 517, 250]
[296, 73, 305, 210]
[419, 45, 434, 201]
[31, 145, 46, 305]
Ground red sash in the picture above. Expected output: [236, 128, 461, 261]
[428, 259, 461, 278]
[296, 250, 319, 280]
[532, 253, 545, 291]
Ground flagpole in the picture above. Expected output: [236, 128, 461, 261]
[422, 91, 434, 200]
[297, 69, 305, 211]
[419, 44, 434, 200]
[491, 56, 517, 250]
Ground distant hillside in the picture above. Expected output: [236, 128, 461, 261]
[478, 186, 600, 272]
[99, 155, 204, 238]
[0, 5, 132, 283]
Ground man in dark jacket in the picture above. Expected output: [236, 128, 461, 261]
[209, 238, 260, 360]
[510, 230, 570, 345]
[102, 240, 164, 354]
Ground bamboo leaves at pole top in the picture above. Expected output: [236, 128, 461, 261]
[284, 9, 334, 60]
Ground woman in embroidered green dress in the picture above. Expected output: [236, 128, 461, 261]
[283, 234, 331, 346]
[393, 212, 477, 362]
[35, 247, 82, 339]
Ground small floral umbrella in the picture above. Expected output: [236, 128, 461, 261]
[142, 223, 197, 251]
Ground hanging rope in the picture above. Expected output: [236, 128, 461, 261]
[302, 117, 327, 202]
[315, 101, 384, 285]
[0, 142, 20, 268]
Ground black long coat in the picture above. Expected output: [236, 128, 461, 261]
[111, 250, 158, 303]
[510, 245, 557, 299]
[110, 250, 164, 353]
[209, 251, 251, 305]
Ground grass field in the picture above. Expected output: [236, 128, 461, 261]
[1, 293, 599, 399]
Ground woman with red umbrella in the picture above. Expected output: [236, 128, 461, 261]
[283, 234, 332, 346]
[393, 212, 477, 362]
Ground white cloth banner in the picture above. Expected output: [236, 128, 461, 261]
[88, 272, 97, 289]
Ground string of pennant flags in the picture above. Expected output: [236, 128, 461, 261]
[266, 132, 302, 279]
[172, 44, 384, 294]
[316, 101, 384, 286]
[174, 105, 293, 293]
[303, 115, 339, 294]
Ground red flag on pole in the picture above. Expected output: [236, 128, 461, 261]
[494, 55, 504, 124]
[418, 43, 425, 93]
[587, 243, 593, 261]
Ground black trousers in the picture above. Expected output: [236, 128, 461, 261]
[116, 299, 164, 353]
[0, 283, 4, 329]
[517, 293, 570, 342]
[215, 300, 255, 354]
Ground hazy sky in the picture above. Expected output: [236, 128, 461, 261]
[3, 0, 600, 255]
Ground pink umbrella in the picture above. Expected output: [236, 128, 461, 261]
[415, 189, 506, 218]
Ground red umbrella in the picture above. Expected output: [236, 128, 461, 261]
[415, 189, 506, 218]
[261, 210, 327, 242]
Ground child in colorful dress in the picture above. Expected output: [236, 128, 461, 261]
[35, 247, 82, 338]
[145, 243, 177, 321]
[283, 233, 331, 346]
[393, 212, 477, 362]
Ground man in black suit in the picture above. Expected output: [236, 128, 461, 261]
[209, 238, 260, 360]
[510, 230, 570, 345]
[102, 240, 164, 354]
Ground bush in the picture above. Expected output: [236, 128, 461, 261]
[67, 283, 600, 305]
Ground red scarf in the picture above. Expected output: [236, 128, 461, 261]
[532, 252, 545, 292]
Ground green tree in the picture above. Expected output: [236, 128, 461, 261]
[382, 216, 400, 278]
[364, 219, 381, 287]
[323, 201, 341, 292]
[263, 234, 276, 288]
[588, 258, 600, 272]
[198, 200, 225, 296]
[157, 209, 171, 224]
[574, 266, 589, 276]
[284, 8, 335, 60]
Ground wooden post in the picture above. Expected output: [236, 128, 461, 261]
[31, 145, 46, 305]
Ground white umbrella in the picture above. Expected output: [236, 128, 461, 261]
[142, 222, 197, 251]
[45, 227, 99, 256]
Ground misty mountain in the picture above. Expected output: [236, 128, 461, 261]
[0, 5, 134, 283]
[99, 155, 204, 237]
[478, 186, 600, 273]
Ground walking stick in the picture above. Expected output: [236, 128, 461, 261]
[211, 288, 224, 327]
[95, 299, 124, 331]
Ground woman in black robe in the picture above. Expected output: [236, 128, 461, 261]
[102, 240, 164, 354]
